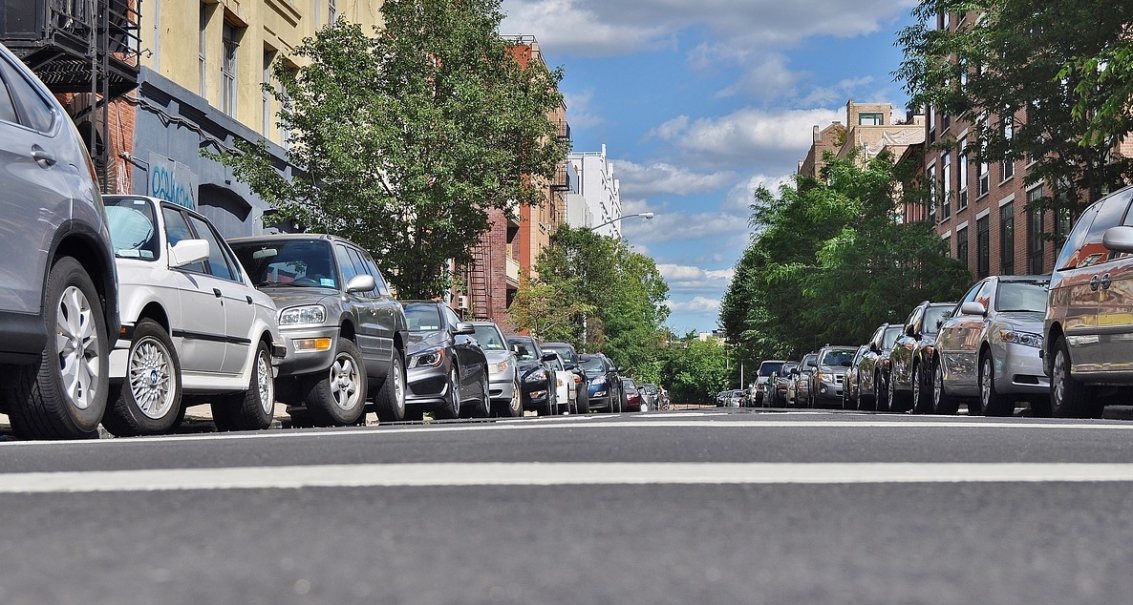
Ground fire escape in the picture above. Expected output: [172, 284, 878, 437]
[0, 0, 142, 192]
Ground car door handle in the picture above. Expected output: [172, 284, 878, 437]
[30, 147, 56, 167]
[1101, 273, 1112, 290]
[246, 295, 254, 304]
[213, 288, 223, 298]
[1090, 275, 1100, 291]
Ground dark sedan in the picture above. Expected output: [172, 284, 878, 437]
[622, 378, 643, 412]
[402, 302, 489, 419]
[887, 300, 957, 414]
[581, 353, 625, 413]
[507, 336, 558, 416]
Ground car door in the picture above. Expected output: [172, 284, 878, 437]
[1093, 190, 1133, 372]
[940, 279, 992, 394]
[359, 248, 402, 370]
[161, 206, 227, 374]
[184, 213, 256, 376]
[891, 306, 922, 390]
[445, 305, 480, 393]
[334, 244, 383, 377]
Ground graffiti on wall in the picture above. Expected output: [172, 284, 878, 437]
[148, 153, 198, 210]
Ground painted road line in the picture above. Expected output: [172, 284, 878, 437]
[5, 463, 1133, 493]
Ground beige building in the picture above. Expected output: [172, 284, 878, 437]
[799, 100, 925, 179]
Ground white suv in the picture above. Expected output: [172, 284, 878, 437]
[102, 195, 283, 435]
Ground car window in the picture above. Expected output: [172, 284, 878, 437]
[548, 356, 564, 371]
[580, 356, 606, 373]
[821, 349, 854, 367]
[1054, 202, 1101, 271]
[960, 281, 983, 306]
[106, 198, 159, 261]
[162, 207, 206, 273]
[543, 344, 577, 365]
[973, 280, 995, 311]
[996, 280, 1048, 313]
[360, 251, 391, 296]
[0, 69, 18, 124]
[471, 324, 506, 350]
[882, 326, 903, 349]
[443, 305, 462, 328]
[758, 361, 784, 376]
[0, 57, 54, 132]
[231, 239, 338, 289]
[404, 304, 442, 332]
[335, 244, 359, 284]
[922, 305, 953, 335]
[906, 307, 924, 334]
[187, 215, 236, 281]
[509, 339, 538, 361]
[345, 247, 376, 296]
[801, 354, 817, 369]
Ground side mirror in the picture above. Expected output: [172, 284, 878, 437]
[345, 274, 376, 293]
[541, 352, 558, 362]
[1103, 225, 1133, 253]
[168, 239, 209, 268]
[453, 322, 476, 336]
[960, 301, 987, 316]
[869, 342, 879, 353]
[579, 354, 592, 362]
[616, 366, 627, 373]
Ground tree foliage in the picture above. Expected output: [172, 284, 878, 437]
[660, 335, 731, 404]
[896, 0, 1133, 218]
[720, 153, 971, 369]
[209, 1, 567, 298]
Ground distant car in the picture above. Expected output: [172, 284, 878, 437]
[469, 321, 521, 417]
[402, 301, 490, 419]
[508, 336, 559, 416]
[842, 345, 870, 410]
[935, 275, 1050, 416]
[581, 353, 625, 413]
[789, 353, 817, 407]
[102, 195, 283, 435]
[808, 345, 856, 408]
[887, 300, 957, 414]
[545, 351, 578, 414]
[639, 383, 660, 410]
[622, 378, 643, 412]
[770, 362, 797, 407]
[854, 324, 903, 411]
[752, 360, 786, 407]
[540, 341, 590, 413]
[716, 390, 729, 407]
[0, 43, 120, 440]
[228, 234, 408, 426]
[1045, 185, 1133, 418]
[726, 389, 745, 408]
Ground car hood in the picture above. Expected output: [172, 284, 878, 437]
[257, 286, 338, 309]
[515, 359, 544, 375]
[818, 365, 846, 374]
[407, 331, 447, 354]
[482, 349, 512, 364]
[992, 311, 1045, 332]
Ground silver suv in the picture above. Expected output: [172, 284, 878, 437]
[0, 43, 119, 440]
[1045, 185, 1133, 418]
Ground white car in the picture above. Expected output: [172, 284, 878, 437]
[546, 352, 577, 414]
[102, 195, 283, 436]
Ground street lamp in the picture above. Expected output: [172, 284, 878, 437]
[589, 212, 654, 232]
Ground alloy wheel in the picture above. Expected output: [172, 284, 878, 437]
[57, 285, 101, 411]
[127, 336, 176, 420]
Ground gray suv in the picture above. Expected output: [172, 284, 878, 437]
[0, 43, 120, 440]
[229, 234, 408, 426]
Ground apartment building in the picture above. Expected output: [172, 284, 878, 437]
[566, 145, 622, 236]
[799, 100, 925, 179]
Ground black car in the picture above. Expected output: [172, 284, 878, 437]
[507, 336, 559, 416]
[539, 341, 590, 413]
[580, 353, 626, 413]
[401, 302, 490, 419]
[887, 300, 957, 414]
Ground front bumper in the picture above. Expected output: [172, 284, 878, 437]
[405, 362, 452, 407]
[814, 379, 842, 402]
[276, 325, 340, 378]
[488, 371, 516, 403]
[996, 343, 1049, 394]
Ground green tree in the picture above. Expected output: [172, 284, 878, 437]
[896, 0, 1133, 220]
[210, 2, 567, 298]
[507, 279, 593, 342]
[660, 335, 730, 404]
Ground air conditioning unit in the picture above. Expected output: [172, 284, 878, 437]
[456, 295, 469, 310]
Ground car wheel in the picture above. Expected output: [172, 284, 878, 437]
[912, 363, 932, 414]
[102, 319, 182, 437]
[933, 358, 959, 415]
[1050, 336, 1101, 418]
[500, 377, 523, 417]
[304, 339, 367, 426]
[437, 366, 461, 419]
[980, 352, 1014, 417]
[874, 373, 888, 412]
[576, 384, 590, 414]
[7, 258, 108, 440]
[211, 340, 276, 431]
[889, 370, 910, 413]
[464, 370, 490, 418]
[373, 351, 406, 423]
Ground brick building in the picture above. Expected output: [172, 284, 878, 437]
[799, 100, 925, 179]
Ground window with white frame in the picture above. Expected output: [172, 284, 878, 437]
[942, 151, 952, 219]
[221, 21, 239, 116]
[958, 138, 968, 210]
[199, 5, 208, 97]
[928, 163, 937, 222]
[262, 50, 273, 138]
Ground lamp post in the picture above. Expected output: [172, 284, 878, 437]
[588, 212, 654, 232]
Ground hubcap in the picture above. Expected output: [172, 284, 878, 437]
[934, 364, 944, 407]
[510, 381, 521, 414]
[392, 358, 406, 414]
[330, 352, 361, 411]
[981, 358, 992, 408]
[128, 337, 174, 420]
[257, 349, 274, 415]
[913, 367, 921, 404]
[1052, 349, 1067, 409]
[56, 285, 100, 410]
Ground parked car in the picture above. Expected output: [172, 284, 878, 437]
[639, 383, 661, 411]
[622, 378, 643, 412]
[0, 43, 120, 440]
[752, 360, 786, 407]
[769, 361, 798, 407]
[508, 336, 559, 416]
[581, 353, 625, 413]
[887, 300, 957, 414]
[545, 351, 578, 414]
[788, 353, 817, 407]
[1045, 184, 1133, 418]
[401, 302, 489, 419]
[228, 234, 408, 426]
[854, 323, 904, 411]
[716, 390, 730, 407]
[935, 275, 1050, 416]
[842, 345, 870, 410]
[469, 321, 521, 417]
[727, 389, 746, 407]
[540, 341, 590, 413]
[102, 195, 283, 435]
[808, 345, 856, 407]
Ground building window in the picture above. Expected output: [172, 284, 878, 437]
[927, 105, 936, 143]
[943, 234, 951, 258]
[928, 163, 937, 222]
[262, 50, 273, 138]
[1000, 202, 1015, 275]
[978, 158, 990, 197]
[957, 138, 968, 210]
[199, 5, 208, 97]
[328, 0, 338, 22]
[859, 113, 883, 126]
[1054, 207, 1072, 245]
[1027, 198, 1044, 275]
[977, 215, 990, 278]
[957, 226, 969, 269]
[221, 22, 239, 116]
[941, 151, 952, 220]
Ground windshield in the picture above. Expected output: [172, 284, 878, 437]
[106, 198, 158, 260]
[781, 363, 798, 375]
[471, 324, 507, 350]
[882, 326, 903, 349]
[758, 361, 784, 376]
[230, 239, 338, 290]
[509, 339, 538, 361]
[923, 305, 954, 335]
[581, 356, 607, 373]
[996, 280, 1049, 312]
[802, 354, 817, 368]
[622, 379, 636, 390]
[542, 343, 576, 365]
[547, 356, 564, 371]
[404, 304, 442, 333]
[821, 349, 855, 367]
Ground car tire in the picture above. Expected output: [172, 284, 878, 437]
[7, 258, 108, 440]
[980, 352, 1014, 417]
[499, 377, 523, 417]
[437, 366, 461, 419]
[933, 358, 960, 415]
[576, 385, 590, 414]
[464, 370, 490, 418]
[889, 370, 911, 413]
[874, 373, 888, 412]
[912, 363, 933, 414]
[1050, 336, 1101, 418]
[102, 319, 183, 437]
[303, 338, 367, 426]
[373, 351, 406, 423]
[211, 340, 276, 432]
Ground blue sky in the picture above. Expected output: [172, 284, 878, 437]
[502, 0, 918, 336]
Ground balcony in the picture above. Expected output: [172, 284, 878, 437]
[506, 256, 520, 285]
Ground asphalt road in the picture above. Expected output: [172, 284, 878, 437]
[4, 408, 1133, 604]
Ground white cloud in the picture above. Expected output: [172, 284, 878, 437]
[614, 159, 736, 197]
[647, 116, 690, 141]
[562, 90, 604, 129]
[666, 296, 722, 314]
[659, 264, 735, 292]
[799, 76, 877, 107]
[716, 54, 802, 101]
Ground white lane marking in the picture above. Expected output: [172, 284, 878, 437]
[5, 418, 1133, 447]
[5, 463, 1133, 493]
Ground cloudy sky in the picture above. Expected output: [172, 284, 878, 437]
[502, 0, 918, 336]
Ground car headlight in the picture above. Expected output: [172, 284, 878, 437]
[590, 376, 606, 386]
[524, 370, 546, 384]
[1001, 330, 1043, 349]
[489, 360, 509, 373]
[817, 372, 831, 382]
[410, 348, 445, 368]
[279, 304, 326, 326]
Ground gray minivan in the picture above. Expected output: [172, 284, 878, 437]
[0, 43, 119, 440]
